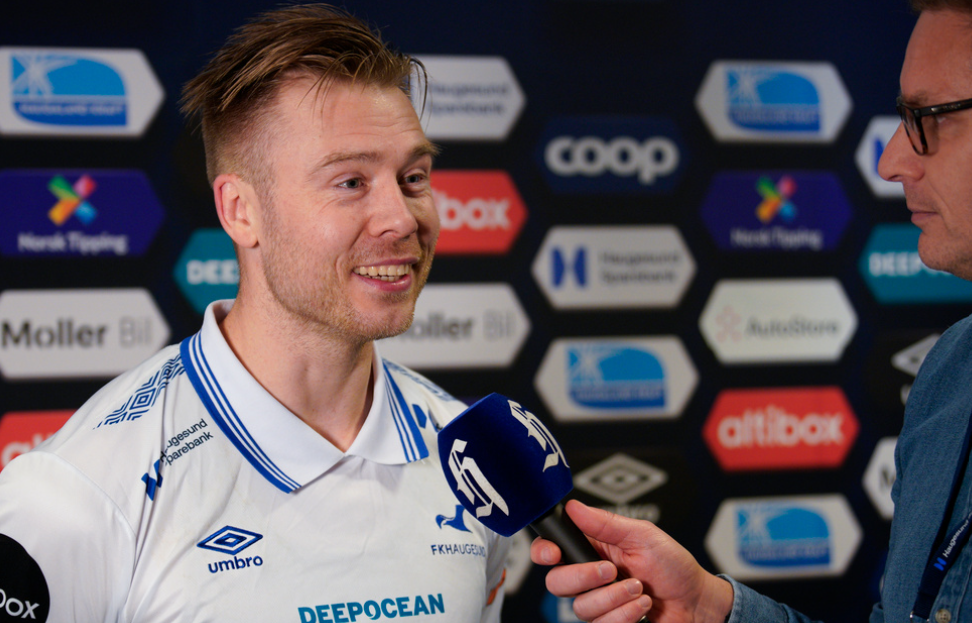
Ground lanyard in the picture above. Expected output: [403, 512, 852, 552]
[911, 409, 972, 622]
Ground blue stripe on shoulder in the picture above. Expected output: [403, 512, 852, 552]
[383, 362, 429, 462]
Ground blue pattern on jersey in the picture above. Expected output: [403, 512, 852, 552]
[96, 354, 185, 428]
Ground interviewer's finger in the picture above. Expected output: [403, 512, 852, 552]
[571, 577, 650, 623]
[545, 560, 618, 596]
[531, 536, 563, 565]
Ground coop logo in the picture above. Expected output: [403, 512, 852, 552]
[0, 170, 165, 258]
[859, 223, 972, 303]
[532, 226, 695, 309]
[703, 387, 858, 471]
[701, 172, 851, 252]
[699, 279, 857, 364]
[0, 411, 72, 472]
[431, 171, 527, 255]
[538, 116, 686, 194]
[0, 47, 164, 137]
[696, 61, 851, 143]
[705, 495, 861, 580]
[535, 336, 697, 422]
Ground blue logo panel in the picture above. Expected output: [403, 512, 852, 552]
[567, 345, 666, 409]
[12, 53, 127, 126]
[737, 505, 831, 568]
[728, 70, 820, 133]
[701, 171, 851, 252]
[0, 169, 165, 257]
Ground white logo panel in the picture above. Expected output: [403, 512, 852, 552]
[699, 279, 857, 364]
[532, 225, 695, 309]
[414, 56, 524, 141]
[377, 283, 529, 369]
[0, 289, 170, 379]
[856, 116, 905, 199]
[863, 437, 897, 521]
[534, 336, 697, 422]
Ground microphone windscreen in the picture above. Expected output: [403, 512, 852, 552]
[437, 393, 573, 537]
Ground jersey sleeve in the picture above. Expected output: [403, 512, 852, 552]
[0, 451, 134, 622]
[480, 531, 512, 623]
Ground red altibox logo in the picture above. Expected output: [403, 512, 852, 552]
[703, 387, 858, 471]
[0, 410, 73, 471]
[431, 170, 527, 255]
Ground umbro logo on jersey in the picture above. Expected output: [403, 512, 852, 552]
[198, 526, 265, 575]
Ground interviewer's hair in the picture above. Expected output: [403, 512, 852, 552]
[910, 0, 972, 12]
[181, 3, 424, 188]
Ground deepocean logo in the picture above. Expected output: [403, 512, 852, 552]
[0, 47, 164, 137]
[535, 336, 697, 422]
[705, 495, 861, 580]
[299, 595, 446, 622]
[859, 223, 972, 303]
[538, 116, 687, 194]
[198, 526, 265, 574]
[0, 170, 165, 258]
[696, 61, 851, 143]
[174, 229, 239, 314]
[700, 172, 852, 252]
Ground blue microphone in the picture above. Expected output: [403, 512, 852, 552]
[437, 393, 601, 564]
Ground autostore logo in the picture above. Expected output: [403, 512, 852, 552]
[431, 171, 527, 255]
[538, 116, 686, 194]
[377, 283, 529, 369]
[414, 55, 524, 141]
[0, 170, 165, 258]
[535, 336, 697, 423]
[703, 387, 858, 471]
[695, 61, 851, 143]
[699, 279, 857, 364]
[859, 223, 972, 304]
[700, 171, 851, 252]
[0, 46, 164, 137]
[174, 229, 239, 313]
[532, 226, 695, 309]
[705, 495, 861, 580]
[0, 289, 169, 380]
[0, 411, 72, 472]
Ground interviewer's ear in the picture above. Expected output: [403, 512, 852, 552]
[213, 173, 260, 249]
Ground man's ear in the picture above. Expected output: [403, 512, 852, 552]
[213, 173, 260, 249]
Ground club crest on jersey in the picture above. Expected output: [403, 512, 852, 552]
[436, 504, 472, 532]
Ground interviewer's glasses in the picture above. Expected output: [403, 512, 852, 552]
[896, 95, 972, 154]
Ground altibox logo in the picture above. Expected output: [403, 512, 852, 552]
[705, 495, 861, 580]
[695, 61, 851, 143]
[173, 229, 239, 314]
[538, 116, 686, 194]
[377, 283, 529, 369]
[0, 47, 164, 137]
[700, 171, 851, 252]
[414, 56, 524, 141]
[0, 289, 170, 380]
[703, 387, 858, 471]
[532, 226, 695, 309]
[856, 116, 905, 199]
[699, 279, 857, 364]
[431, 171, 527, 255]
[859, 223, 972, 303]
[535, 336, 697, 422]
[0, 410, 72, 472]
[0, 169, 165, 258]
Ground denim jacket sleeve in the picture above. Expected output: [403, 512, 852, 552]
[721, 576, 826, 623]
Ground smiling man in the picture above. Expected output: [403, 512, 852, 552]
[0, 5, 508, 622]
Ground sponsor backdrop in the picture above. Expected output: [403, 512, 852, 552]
[0, 2, 956, 621]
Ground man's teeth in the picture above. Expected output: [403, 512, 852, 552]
[354, 264, 410, 281]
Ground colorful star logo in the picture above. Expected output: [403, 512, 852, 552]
[755, 175, 797, 224]
[48, 174, 97, 226]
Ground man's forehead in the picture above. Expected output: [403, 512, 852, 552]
[900, 9, 972, 102]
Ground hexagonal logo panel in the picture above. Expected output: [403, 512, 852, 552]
[173, 229, 239, 314]
[432, 170, 527, 255]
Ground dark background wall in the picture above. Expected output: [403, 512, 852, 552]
[0, 1, 954, 622]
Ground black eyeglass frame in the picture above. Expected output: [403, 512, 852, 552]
[896, 95, 972, 154]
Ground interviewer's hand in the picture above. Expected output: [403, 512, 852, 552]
[530, 500, 733, 623]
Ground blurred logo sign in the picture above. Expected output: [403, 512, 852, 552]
[538, 116, 686, 193]
[0, 47, 164, 137]
[856, 116, 904, 199]
[700, 171, 851, 252]
[431, 171, 527, 255]
[863, 437, 897, 521]
[703, 387, 858, 471]
[414, 56, 524, 141]
[535, 336, 697, 422]
[0, 170, 165, 258]
[378, 283, 529, 369]
[699, 279, 857, 364]
[532, 226, 695, 309]
[859, 223, 972, 303]
[174, 229, 239, 314]
[706, 495, 861, 580]
[0, 410, 72, 471]
[574, 453, 667, 504]
[696, 61, 851, 143]
[0, 289, 169, 380]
